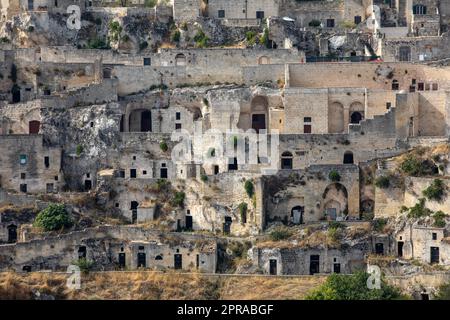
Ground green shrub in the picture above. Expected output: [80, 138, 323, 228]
[172, 191, 185, 208]
[86, 38, 109, 49]
[422, 179, 446, 201]
[159, 141, 168, 152]
[74, 258, 94, 273]
[244, 180, 254, 198]
[269, 227, 292, 241]
[238, 202, 248, 224]
[76, 145, 83, 156]
[305, 271, 405, 300]
[108, 21, 122, 42]
[373, 218, 388, 232]
[329, 170, 341, 182]
[433, 211, 447, 228]
[27, 26, 34, 32]
[34, 203, 73, 231]
[245, 31, 257, 45]
[375, 175, 390, 189]
[171, 30, 181, 42]
[201, 174, 208, 182]
[193, 29, 208, 48]
[308, 20, 321, 27]
[328, 221, 346, 230]
[435, 282, 450, 300]
[144, 0, 157, 7]
[259, 28, 270, 48]
[400, 156, 438, 177]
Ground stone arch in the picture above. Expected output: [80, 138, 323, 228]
[328, 101, 344, 133]
[175, 53, 187, 66]
[343, 151, 354, 164]
[258, 56, 270, 65]
[128, 109, 152, 132]
[322, 183, 348, 220]
[281, 151, 293, 169]
[250, 95, 268, 132]
[350, 111, 363, 124]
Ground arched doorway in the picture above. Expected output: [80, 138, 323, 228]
[350, 112, 363, 124]
[291, 206, 304, 224]
[322, 183, 348, 220]
[281, 151, 293, 169]
[175, 53, 186, 66]
[343, 151, 354, 164]
[7, 224, 17, 243]
[28, 120, 40, 134]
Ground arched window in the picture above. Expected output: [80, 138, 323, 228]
[155, 255, 163, 260]
[281, 152, 293, 169]
[413, 4, 427, 15]
[343, 151, 354, 164]
[175, 53, 186, 66]
[350, 112, 363, 124]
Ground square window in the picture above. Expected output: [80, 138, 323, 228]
[143, 170, 147, 175]
[20, 173, 26, 179]
[115, 203, 119, 207]
[418, 82, 424, 91]
[304, 124, 312, 134]
[86, 173, 90, 178]
[161, 163, 166, 168]
[20, 155, 27, 165]
[218, 10, 225, 18]
[175, 123, 182, 130]
[432, 83, 438, 91]
[256, 11, 264, 19]
[143, 58, 151, 66]
[133, 156, 136, 160]
[54, 175, 59, 181]
[176, 112, 181, 120]
[46, 183, 54, 193]
[326, 19, 335, 28]
[304, 117, 312, 123]
[386, 102, 391, 109]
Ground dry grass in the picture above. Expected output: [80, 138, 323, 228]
[0, 272, 325, 300]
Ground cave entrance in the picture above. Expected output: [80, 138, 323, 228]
[174, 254, 182, 270]
[269, 259, 277, 275]
[7, 224, 17, 243]
[309, 255, 320, 275]
[118, 253, 126, 268]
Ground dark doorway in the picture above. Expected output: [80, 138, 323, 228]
[84, 180, 92, 191]
[214, 165, 219, 175]
[137, 253, 146, 268]
[118, 253, 126, 268]
[343, 152, 354, 164]
[421, 293, 429, 300]
[185, 215, 193, 230]
[29, 121, 40, 134]
[27, 0, 33, 10]
[22, 266, 32, 272]
[141, 111, 152, 132]
[430, 247, 439, 264]
[398, 241, 404, 257]
[281, 152, 293, 169]
[119, 115, 124, 132]
[131, 201, 138, 224]
[304, 124, 311, 134]
[223, 216, 232, 234]
[160, 167, 168, 179]
[350, 112, 362, 124]
[44, 156, 50, 168]
[326, 19, 335, 28]
[78, 246, 87, 259]
[256, 11, 265, 19]
[130, 169, 137, 178]
[375, 243, 384, 255]
[291, 206, 304, 224]
[354, 15, 362, 24]
[310, 255, 320, 275]
[12, 86, 20, 103]
[20, 184, 27, 193]
[174, 254, 182, 269]
[228, 158, 238, 171]
[269, 259, 277, 275]
[333, 263, 341, 273]
[252, 114, 266, 133]
[7, 225, 17, 243]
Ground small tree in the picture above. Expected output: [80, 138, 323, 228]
[172, 191, 185, 208]
[76, 144, 83, 156]
[244, 180, 254, 198]
[422, 179, 446, 201]
[375, 175, 390, 189]
[34, 204, 73, 231]
[159, 141, 168, 152]
[238, 202, 248, 224]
